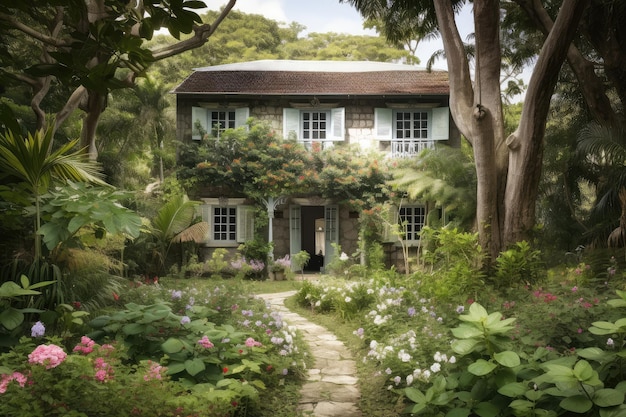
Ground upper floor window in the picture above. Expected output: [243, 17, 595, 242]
[283, 107, 345, 149]
[375, 107, 450, 158]
[192, 107, 249, 140]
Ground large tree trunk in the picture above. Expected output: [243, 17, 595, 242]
[504, 0, 590, 245]
[434, 0, 507, 261]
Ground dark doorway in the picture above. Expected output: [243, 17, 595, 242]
[300, 206, 324, 271]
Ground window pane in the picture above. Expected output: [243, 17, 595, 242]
[213, 207, 237, 241]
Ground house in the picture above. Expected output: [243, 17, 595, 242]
[172, 60, 460, 271]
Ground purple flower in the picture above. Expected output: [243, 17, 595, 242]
[31, 321, 45, 337]
[180, 316, 191, 325]
[407, 307, 416, 317]
[282, 368, 289, 375]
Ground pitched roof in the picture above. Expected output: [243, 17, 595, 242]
[172, 60, 449, 96]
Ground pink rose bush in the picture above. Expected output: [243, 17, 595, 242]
[27, 344, 67, 369]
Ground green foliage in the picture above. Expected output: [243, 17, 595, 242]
[418, 226, 485, 301]
[0, 276, 55, 348]
[493, 240, 545, 289]
[0, 337, 237, 416]
[38, 181, 142, 251]
[390, 145, 477, 229]
[291, 250, 311, 277]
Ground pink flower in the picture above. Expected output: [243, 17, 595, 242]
[0, 372, 27, 394]
[143, 361, 166, 381]
[28, 344, 67, 369]
[94, 369, 108, 382]
[198, 336, 214, 349]
[73, 336, 96, 355]
[245, 337, 262, 347]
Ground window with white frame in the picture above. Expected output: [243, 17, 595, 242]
[191, 107, 249, 140]
[375, 107, 450, 158]
[212, 206, 237, 242]
[399, 206, 425, 241]
[200, 201, 254, 246]
[283, 107, 345, 149]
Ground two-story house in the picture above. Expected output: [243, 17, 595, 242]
[172, 60, 460, 271]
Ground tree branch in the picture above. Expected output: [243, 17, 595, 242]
[151, 0, 237, 61]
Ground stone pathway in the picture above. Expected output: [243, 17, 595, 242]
[257, 291, 362, 417]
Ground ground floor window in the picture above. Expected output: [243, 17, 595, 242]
[399, 206, 425, 241]
[213, 206, 237, 242]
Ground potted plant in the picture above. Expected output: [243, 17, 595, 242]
[270, 255, 291, 281]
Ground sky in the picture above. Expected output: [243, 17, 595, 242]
[221, 0, 475, 71]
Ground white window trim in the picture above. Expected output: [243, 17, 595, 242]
[199, 198, 253, 247]
[375, 106, 449, 158]
[191, 106, 250, 140]
[282, 107, 345, 144]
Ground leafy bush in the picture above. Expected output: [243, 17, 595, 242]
[493, 240, 545, 289]
[0, 336, 236, 416]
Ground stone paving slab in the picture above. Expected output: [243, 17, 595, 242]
[257, 291, 362, 417]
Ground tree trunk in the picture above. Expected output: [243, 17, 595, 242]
[434, 0, 506, 261]
[504, 0, 590, 245]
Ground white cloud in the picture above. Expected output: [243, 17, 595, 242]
[233, 0, 288, 23]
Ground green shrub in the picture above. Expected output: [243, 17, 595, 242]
[493, 240, 545, 289]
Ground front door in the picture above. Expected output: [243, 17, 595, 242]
[290, 204, 338, 271]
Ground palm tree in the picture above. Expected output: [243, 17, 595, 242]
[575, 121, 626, 248]
[151, 195, 208, 274]
[0, 122, 105, 260]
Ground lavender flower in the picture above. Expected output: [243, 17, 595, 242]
[31, 321, 45, 337]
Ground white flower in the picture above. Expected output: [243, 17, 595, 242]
[345, 296, 352, 303]
[340, 252, 349, 261]
[607, 338, 615, 347]
[406, 374, 414, 386]
[370, 340, 378, 349]
[449, 356, 456, 364]
[430, 363, 441, 373]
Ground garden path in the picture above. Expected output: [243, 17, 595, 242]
[257, 291, 362, 417]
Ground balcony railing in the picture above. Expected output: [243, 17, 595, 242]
[391, 140, 434, 158]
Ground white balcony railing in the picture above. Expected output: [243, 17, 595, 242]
[391, 140, 435, 158]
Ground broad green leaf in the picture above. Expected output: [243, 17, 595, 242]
[509, 399, 534, 411]
[494, 351, 520, 368]
[0, 307, 24, 330]
[599, 404, 626, 417]
[560, 395, 593, 413]
[525, 389, 544, 402]
[498, 382, 527, 397]
[577, 347, 611, 362]
[0, 281, 41, 298]
[468, 359, 497, 376]
[162, 338, 185, 354]
[446, 408, 471, 417]
[452, 338, 481, 355]
[594, 389, 625, 407]
[122, 323, 145, 335]
[405, 387, 426, 404]
[573, 360, 594, 382]
[166, 362, 186, 375]
[474, 401, 500, 417]
[451, 324, 484, 339]
[185, 358, 205, 376]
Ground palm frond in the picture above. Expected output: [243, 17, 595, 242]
[172, 221, 209, 243]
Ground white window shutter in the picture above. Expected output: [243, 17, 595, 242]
[374, 108, 393, 140]
[235, 107, 250, 129]
[236, 205, 255, 243]
[329, 107, 345, 141]
[431, 107, 450, 140]
[283, 108, 300, 140]
[382, 205, 399, 243]
[191, 107, 209, 140]
[200, 204, 211, 242]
